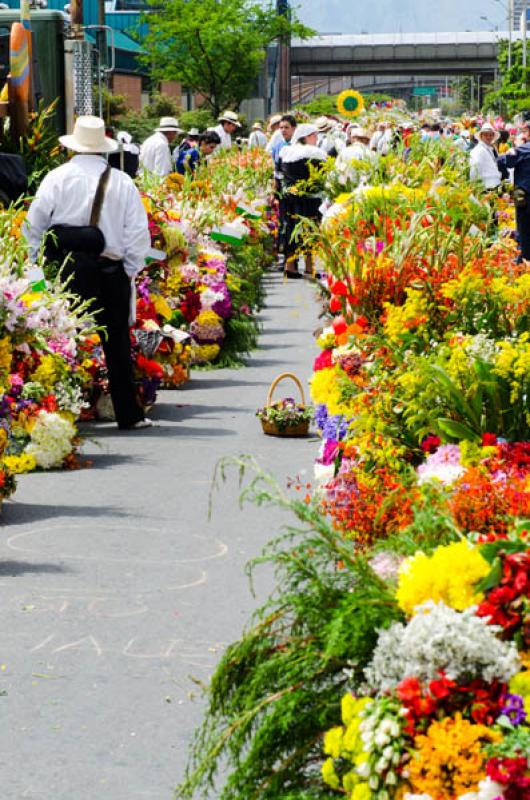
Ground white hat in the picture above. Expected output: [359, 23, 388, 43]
[156, 116, 183, 133]
[477, 122, 500, 142]
[187, 127, 200, 137]
[315, 115, 333, 132]
[268, 114, 282, 128]
[117, 130, 132, 145]
[251, 121, 263, 130]
[59, 115, 118, 153]
[349, 126, 369, 140]
[292, 123, 318, 144]
[218, 110, 241, 127]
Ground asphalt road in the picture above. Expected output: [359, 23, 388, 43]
[0, 273, 319, 800]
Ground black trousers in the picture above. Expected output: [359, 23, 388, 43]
[62, 255, 144, 429]
[516, 201, 530, 261]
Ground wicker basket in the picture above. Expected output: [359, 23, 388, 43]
[260, 372, 310, 437]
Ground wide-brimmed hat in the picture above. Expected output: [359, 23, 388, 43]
[251, 121, 264, 130]
[292, 123, 318, 144]
[59, 115, 118, 153]
[349, 126, 369, 141]
[186, 127, 200, 137]
[156, 116, 183, 133]
[314, 115, 334, 133]
[268, 114, 282, 130]
[477, 122, 500, 142]
[218, 110, 241, 127]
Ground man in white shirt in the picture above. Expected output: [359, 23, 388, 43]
[469, 123, 502, 190]
[248, 121, 267, 148]
[213, 110, 241, 150]
[25, 116, 152, 430]
[139, 116, 182, 176]
[265, 114, 283, 153]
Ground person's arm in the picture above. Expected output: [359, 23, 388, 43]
[498, 148, 519, 171]
[23, 174, 55, 260]
[122, 181, 151, 277]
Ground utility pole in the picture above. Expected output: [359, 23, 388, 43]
[276, 0, 291, 110]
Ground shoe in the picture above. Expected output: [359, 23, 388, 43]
[284, 270, 303, 280]
[119, 418, 154, 430]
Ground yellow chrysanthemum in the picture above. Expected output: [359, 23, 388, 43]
[397, 540, 490, 615]
[323, 726, 344, 759]
[310, 367, 346, 416]
[321, 757, 340, 790]
[409, 715, 500, 798]
[4, 453, 38, 474]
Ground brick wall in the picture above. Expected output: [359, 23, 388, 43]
[160, 81, 183, 105]
[112, 73, 142, 112]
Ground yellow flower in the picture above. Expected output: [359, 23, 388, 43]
[196, 310, 222, 327]
[397, 540, 490, 615]
[310, 367, 347, 416]
[323, 726, 344, 759]
[351, 784, 372, 800]
[509, 670, 530, 717]
[336, 89, 365, 118]
[321, 757, 340, 790]
[409, 714, 500, 798]
[4, 453, 37, 474]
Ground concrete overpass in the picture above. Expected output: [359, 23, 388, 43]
[290, 32, 505, 77]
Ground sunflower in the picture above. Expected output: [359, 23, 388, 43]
[336, 90, 365, 118]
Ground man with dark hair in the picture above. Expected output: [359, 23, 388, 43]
[270, 114, 297, 264]
[175, 131, 221, 174]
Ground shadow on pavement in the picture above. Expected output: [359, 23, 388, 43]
[179, 377, 268, 390]
[153, 404, 248, 422]
[1, 502, 131, 526]
[0, 560, 72, 576]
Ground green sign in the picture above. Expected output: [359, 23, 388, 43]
[412, 87, 437, 96]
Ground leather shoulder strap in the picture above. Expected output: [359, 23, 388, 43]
[90, 165, 112, 226]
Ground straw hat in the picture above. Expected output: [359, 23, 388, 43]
[315, 115, 333, 133]
[477, 122, 500, 142]
[59, 115, 118, 153]
[218, 110, 241, 127]
[268, 113, 282, 130]
[156, 116, 183, 133]
[349, 126, 370, 141]
[251, 121, 264, 130]
[292, 123, 318, 144]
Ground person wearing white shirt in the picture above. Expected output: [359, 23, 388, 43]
[25, 116, 152, 430]
[334, 127, 378, 187]
[248, 122, 267, 148]
[139, 116, 182, 176]
[265, 114, 283, 153]
[213, 110, 241, 150]
[469, 123, 502, 190]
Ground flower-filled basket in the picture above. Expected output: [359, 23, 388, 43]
[257, 372, 312, 437]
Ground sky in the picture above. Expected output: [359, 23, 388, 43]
[296, 0, 510, 35]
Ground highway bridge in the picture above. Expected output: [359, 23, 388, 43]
[290, 32, 505, 78]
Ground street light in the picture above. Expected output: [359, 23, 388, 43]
[493, 0, 514, 69]
[480, 14, 499, 30]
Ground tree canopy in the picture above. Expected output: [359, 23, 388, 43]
[140, 0, 313, 116]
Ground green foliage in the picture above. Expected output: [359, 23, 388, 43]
[179, 109, 216, 132]
[176, 458, 402, 799]
[0, 101, 66, 191]
[483, 39, 530, 116]
[140, 0, 313, 116]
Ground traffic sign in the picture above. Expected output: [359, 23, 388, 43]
[412, 86, 437, 96]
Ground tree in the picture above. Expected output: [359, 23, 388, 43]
[482, 40, 530, 116]
[139, 0, 313, 117]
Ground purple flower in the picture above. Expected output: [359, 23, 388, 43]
[318, 439, 339, 466]
[499, 693, 527, 726]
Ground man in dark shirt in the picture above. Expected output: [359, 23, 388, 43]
[174, 131, 220, 175]
[498, 138, 530, 260]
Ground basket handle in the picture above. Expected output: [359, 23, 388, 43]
[267, 372, 306, 407]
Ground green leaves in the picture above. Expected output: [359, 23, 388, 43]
[140, 0, 313, 115]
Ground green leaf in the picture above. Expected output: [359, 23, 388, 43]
[437, 418, 478, 442]
[476, 558, 503, 593]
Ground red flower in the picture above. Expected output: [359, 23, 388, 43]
[420, 434, 441, 454]
[313, 350, 333, 372]
[482, 432, 498, 446]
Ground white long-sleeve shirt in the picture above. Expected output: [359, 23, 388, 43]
[248, 129, 267, 148]
[212, 124, 232, 150]
[24, 155, 150, 277]
[139, 131, 173, 176]
[469, 141, 502, 189]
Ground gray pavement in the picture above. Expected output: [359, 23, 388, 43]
[0, 273, 319, 800]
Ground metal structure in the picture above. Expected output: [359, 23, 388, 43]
[291, 32, 503, 78]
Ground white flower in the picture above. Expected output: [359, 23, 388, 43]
[25, 411, 76, 469]
[374, 731, 390, 748]
[364, 601, 521, 693]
